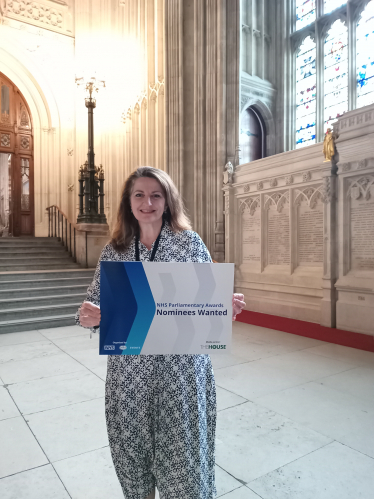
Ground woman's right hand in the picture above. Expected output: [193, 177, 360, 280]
[79, 302, 101, 328]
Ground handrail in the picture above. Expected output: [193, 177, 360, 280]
[46, 205, 89, 268]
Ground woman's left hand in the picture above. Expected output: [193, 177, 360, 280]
[232, 293, 246, 321]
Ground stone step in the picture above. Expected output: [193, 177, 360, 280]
[0, 293, 86, 310]
[0, 238, 62, 246]
[0, 302, 81, 322]
[0, 236, 95, 332]
[0, 263, 82, 271]
[0, 247, 67, 254]
[0, 269, 94, 283]
[0, 284, 89, 298]
[0, 314, 77, 334]
[0, 254, 72, 260]
[0, 278, 93, 291]
[0, 237, 56, 241]
[0, 244, 65, 251]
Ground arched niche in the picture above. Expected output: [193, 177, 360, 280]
[239, 105, 266, 163]
[240, 98, 275, 161]
[239, 106, 265, 163]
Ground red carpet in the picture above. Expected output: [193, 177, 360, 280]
[236, 310, 374, 353]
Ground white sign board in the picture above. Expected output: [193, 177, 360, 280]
[100, 262, 234, 355]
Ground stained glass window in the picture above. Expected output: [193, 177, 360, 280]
[324, 20, 348, 131]
[296, 0, 316, 31]
[296, 37, 316, 148]
[356, 0, 374, 108]
[324, 1, 346, 15]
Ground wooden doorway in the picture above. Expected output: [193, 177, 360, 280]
[0, 72, 34, 237]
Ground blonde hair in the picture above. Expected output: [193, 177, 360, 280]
[111, 167, 192, 251]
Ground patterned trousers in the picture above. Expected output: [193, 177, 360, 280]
[105, 354, 217, 499]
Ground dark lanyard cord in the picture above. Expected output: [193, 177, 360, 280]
[135, 220, 164, 262]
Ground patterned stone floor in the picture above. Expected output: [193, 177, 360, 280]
[0, 322, 374, 498]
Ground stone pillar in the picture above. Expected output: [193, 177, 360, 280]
[165, 0, 184, 193]
[214, 0, 227, 263]
[273, 0, 294, 152]
[75, 223, 110, 268]
[320, 161, 337, 327]
[223, 184, 235, 264]
[226, 0, 240, 165]
[220, 0, 240, 262]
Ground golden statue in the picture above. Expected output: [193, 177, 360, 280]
[323, 128, 336, 162]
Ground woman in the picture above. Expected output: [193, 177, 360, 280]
[77, 167, 245, 499]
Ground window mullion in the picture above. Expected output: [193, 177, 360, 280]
[347, 1, 357, 110]
[316, 19, 324, 143]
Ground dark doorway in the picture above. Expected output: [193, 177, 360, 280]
[239, 106, 266, 164]
[0, 73, 34, 237]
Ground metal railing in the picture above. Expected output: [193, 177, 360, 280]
[46, 205, 88, 268]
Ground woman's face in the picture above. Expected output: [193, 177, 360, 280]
[130, 177, 166, 226]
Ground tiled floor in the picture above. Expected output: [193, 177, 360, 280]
[0, 322, 374, 498]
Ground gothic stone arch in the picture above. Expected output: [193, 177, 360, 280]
[240, 98, 276, 158]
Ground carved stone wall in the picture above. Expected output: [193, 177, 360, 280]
[230, 144, 329, 324]
[2, 0, 74, 36]
[333, 104, 374, 335]
[227, 104, 374, 335]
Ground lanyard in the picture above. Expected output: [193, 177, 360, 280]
[135, 220, 164, 262]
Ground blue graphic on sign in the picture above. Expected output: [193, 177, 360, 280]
[100, 262, 156, 355]
[100, 262, 137, 354]
[123, 262, 156, 354]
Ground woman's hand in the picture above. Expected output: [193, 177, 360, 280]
[79, 302, 101, 328]
[232, 293, 246, 321]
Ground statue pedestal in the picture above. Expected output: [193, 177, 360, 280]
[75, 223, 110, 268]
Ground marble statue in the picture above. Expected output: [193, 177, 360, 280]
[223, 161, 234, 185]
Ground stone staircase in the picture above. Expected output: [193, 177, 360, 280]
[0, 237, 95, 333]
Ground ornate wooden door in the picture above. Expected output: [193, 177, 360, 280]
[0, 73, 34, 236]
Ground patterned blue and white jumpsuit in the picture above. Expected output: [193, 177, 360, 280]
[76, 222, 217, 499]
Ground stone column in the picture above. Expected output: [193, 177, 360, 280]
[214, 0, 227, 262]
[320, 161, 337, 328]
[226, 0, 240, 165]
[223, 0, 240, 262]
[165, 0, 183, 193]
[193, 0, 207, 240]
[273, 0, 294, 152]
[223, 184, 235, 264]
